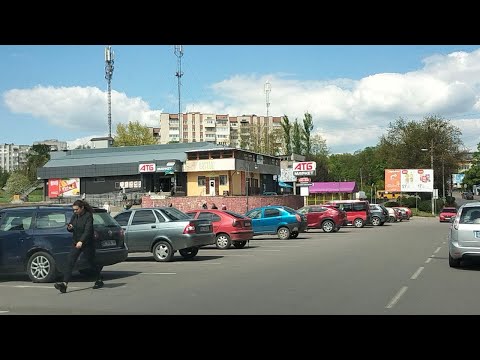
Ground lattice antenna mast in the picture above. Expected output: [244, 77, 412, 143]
[264, 80, 271, 117]
[105, 46, 115, 138]
[174, 45, 184, 143]
[264, 80, 272, 153]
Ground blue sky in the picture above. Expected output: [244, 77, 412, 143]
[1, 45, 480, 154]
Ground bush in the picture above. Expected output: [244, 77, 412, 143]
[417, 200, 432, 212]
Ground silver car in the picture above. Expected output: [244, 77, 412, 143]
[113, 207, 215, 262]
[448, 202, 480, 267]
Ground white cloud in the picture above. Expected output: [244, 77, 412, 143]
[3, 86, 163, 131]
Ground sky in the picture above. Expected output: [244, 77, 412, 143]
[1, 45, 480, 154]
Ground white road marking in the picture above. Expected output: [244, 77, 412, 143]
[410, 267, 424, 280]
[141, 272, 176, 275]
[434, 247, 442, 254]
[386, 286, 408, 309]
[0, 284, 79, 289]
[425, 257, 432, 263]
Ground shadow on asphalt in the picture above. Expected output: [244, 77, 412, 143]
[0, 270, 140, 283]
[125, 255, 223, 262]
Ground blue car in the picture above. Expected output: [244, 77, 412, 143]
[245, 206, 307, 239]
[0, 205, 128, 283]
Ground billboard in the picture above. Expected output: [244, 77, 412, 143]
[452, 173, 465, 187]
[385, 169, 434, 193]
[48, 178, 80, 198]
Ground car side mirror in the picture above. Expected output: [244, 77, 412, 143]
[450, 216, 456, 223]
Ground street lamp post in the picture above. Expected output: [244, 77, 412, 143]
[422, 138, 435, 215]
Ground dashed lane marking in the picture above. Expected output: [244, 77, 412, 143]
[386, 286, 408, 309]
[410, 267, 424, 280]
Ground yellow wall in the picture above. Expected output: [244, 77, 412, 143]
[187, 171, 230, 197]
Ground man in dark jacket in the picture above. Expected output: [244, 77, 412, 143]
[54, 200, 104, 293]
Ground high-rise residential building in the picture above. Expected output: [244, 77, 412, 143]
[33, 139, 68, 151]
[0, 143, 30, 172]
[150, 112, 283, 153]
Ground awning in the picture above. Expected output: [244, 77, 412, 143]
[309, 181, 357, 193]
[279, 181, 293, 188]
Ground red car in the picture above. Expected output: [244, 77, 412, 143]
[297, 205, 346, 233]
[439, 207, 457, 222]
[186, 209, 253, 249]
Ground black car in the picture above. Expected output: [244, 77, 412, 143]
[463, 191, 474, 200]
[0, 205, 128, 283]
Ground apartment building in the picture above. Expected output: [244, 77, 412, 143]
[0, 143, 30, 172]
[33, 139, 68, 151]
[151, 112, 283, 152]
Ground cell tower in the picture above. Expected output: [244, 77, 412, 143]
[174, 45, 184, 143]
[264, 80, 271, 117]
[104, 46, 115, 138]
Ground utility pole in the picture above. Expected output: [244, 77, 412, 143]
[104, 46, 115, 138]
[264, 81, 271, 154]
[430, 138, 434, 215]
[174, 45, 184, 143]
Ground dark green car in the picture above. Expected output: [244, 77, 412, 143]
[113, 207, 215, 262]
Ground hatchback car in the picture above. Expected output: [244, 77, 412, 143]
[186, 209, 253, 249]
[245, 206, 307, 239]
[368, 204, 388, 226]
[113, 207, 215, 262]
[439, 207, 457, 222]
[0, 205, 128, 283]
[448, 202, 480, 267]
[296, 205, 345, 233]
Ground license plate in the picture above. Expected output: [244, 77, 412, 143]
[244, 221, 251, 227]
[101, 240, 116, 247]
[198, 225, 210, 232]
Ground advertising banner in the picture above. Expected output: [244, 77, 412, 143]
[48, 178, 80, 198]
[385, 169, 434, 193]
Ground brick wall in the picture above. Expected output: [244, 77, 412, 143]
[141, 195, 305, 214]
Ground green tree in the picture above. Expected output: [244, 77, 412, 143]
[4, 172, 30, 196]
[302, 112, 314, 157]
[0, 168, 10, 189]
[24, 144, 51, 182]
[308, 133, 329, 182]
[378, 115, 464, 197]
[292, 119, 303, 155]
[113, 121, 157, 146]
[280, 115, 292, 155]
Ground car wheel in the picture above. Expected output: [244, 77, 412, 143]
[449, 253, 461, 268]
[322, 220, 335, 233]
[353, 218, 364, 228]
[389, 216, 396, 223]
[216, 233, 232, 249]
[179, 247, 199, 259]
[277, 227, 290, 240]
[371, 216, 381, 226]
[27, 251, 57, 283]
[152, 241, 174, 262]
[233, 241, 247, 249]
[290, 232, 299, 238]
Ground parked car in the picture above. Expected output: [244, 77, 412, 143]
[462, 191, 474, 200]
[448, 202, 480, 267]
[439, 207, 457, 223]
[368, 204, 388, 226]
[186, 209, 253, 249]
[113, 207, 215, 262]
[245, 206, 307, 239]
[0, 205, 128, 283]
[296, 205, 346, 232]
[324, 200, 371, 228]
[385, 207, 403, 222]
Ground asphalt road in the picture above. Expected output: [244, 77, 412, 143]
[1, 214, 479, 315]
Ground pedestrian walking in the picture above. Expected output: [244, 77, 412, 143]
[202, 202, 208, 209]
[54, 200, 104, 293]
[221, 204, 227, 210]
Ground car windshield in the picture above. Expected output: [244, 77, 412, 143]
[93, 212, 119, 226]
[160, 207, 190, 221]
[282, 207, 298, 215]
[442, 208, 457, 213]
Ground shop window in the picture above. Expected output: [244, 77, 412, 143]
[198, 176, 206, 186]
[219, 175, 227, 185]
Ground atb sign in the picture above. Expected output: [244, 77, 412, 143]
[293, 161, 316, 176]
[139, 163, 156, 173]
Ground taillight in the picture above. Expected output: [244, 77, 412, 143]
[232, 219, 240, 227]
[453, 217, 459, 230]
[296, 214, 301, 222]
[183, 222, 196, 234]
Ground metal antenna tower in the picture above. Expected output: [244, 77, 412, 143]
[104, 46, 115, 138]
[264, 80, 271, 117]
[174, 45, 184, 143]
[264, 80, 271, 153]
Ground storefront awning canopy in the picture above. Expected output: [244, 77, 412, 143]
[309, 181, 357, 193]
[279, 181, 293, 188]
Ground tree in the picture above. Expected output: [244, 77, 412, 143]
[292, 119, 303, 155]
[113, 121, 157, 147]
[378, 115, 464, 196]
[24, 144, 51, 182]
[307, 133, 329, 182]
[280, 115, 292, 155]
[4, 172, 30, 196]
[0, 168, 10, 189]
[302, 112, 314, 157]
